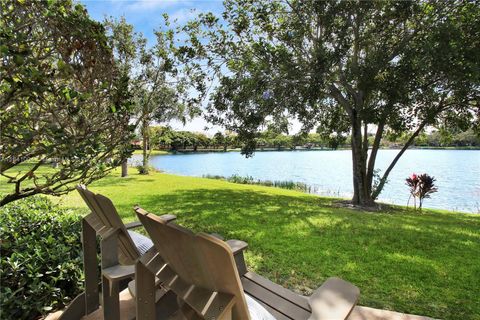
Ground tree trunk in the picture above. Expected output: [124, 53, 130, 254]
[141, 121, 149, 174]
[366, 117, 386, 197]
[329, 85, 375, 206]
[121, 160, 128, 177]
[350, 115, 375, 206]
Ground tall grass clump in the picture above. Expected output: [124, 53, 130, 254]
[203, 174, 313, 193]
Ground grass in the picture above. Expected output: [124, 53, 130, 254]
[132, 149, 170, 156]
[1, 168, 479, 319]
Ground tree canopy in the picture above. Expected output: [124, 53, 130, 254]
[0, 0, 134, 205]
[178, 0, 480, 205]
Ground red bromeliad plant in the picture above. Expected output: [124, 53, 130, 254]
[406, 173, 438, 210]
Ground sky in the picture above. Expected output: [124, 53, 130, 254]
[80, 0, 226, 134]
[80, 0, 223, 45]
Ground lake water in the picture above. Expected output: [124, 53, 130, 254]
[131, 149, 480, 213]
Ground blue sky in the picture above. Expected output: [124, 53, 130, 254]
[81, 0, 223, 46]
[80, 0, 225, 133]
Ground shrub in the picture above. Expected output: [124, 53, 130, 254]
[0, 196, 83, 319]
[406, 173, 439, 210]
[136, 164, 158, 174]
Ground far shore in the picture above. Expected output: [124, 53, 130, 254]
[133, 146, 480, 155]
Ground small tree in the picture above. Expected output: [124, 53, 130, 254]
[406, 173, 438, 210]
[105, 16, 197, 175]
[194, 133, 211, 150]
[104, 17, 142, 177]
[0, 0, 133, 206]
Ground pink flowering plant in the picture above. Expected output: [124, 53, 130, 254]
[406, 173, 438, 210]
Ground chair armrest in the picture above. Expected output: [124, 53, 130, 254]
[125, 221, 143, 229]
[159, 214, 177, 223]
[125, 214, 176, 230]
[225, 239, 249, 276]
[103, 264, 135, 282]
[225, 239, 248, 255]
[308, 277, 359, 320]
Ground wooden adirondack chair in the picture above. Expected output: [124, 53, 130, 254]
[60, 186, 176, 320]
[133, 206, 360, 320]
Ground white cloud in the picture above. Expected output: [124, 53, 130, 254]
[169, 7, 201, 24]
[124, 0, 187, 11]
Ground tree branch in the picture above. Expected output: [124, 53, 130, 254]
[366, 112, 388, 192]
[371, 120, 426, 199]
[328, 84, 353, 116]
[14, 159, 45, 194]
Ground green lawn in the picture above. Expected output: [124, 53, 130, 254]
[132, 149, 170, 156]
[1, 169, 479, 319]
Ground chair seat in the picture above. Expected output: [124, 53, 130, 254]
[128, 230, 153, 255]
[246, 294, 277, 320]
[241, 272, 311, 320]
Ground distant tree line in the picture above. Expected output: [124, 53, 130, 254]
[136, 126, 343, 152]
[383, 129, 479, 148]
[136, 127, 237, 152]
[137, 127, 479, 152]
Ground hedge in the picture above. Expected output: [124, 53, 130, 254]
[0, 196, 84, 319]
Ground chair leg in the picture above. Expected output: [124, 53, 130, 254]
[82, 218, 99, 314]
[102, 276, 120, 320]
[136, 261, 156, 320]
[100, 228, 121, 319]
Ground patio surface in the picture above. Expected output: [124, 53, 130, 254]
[46, 288, 436, 320]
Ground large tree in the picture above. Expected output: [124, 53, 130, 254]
[178, 0, 480, 206]
[0, 0, 133, 205]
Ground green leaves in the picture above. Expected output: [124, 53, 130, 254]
[1, 0, 135, 205]
[0, 196, 83, 319]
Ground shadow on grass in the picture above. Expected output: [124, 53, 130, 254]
[77, 180, 479, 319]
[122, 187, 480, 319]
[91, 176, 158, 188]
[129, 187, 479, 243]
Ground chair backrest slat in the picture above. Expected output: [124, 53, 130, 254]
[77, 186, 140, 264]
[135, 207, 251, 320]
[196, 233, 250, 320]
[137, 211, 200, 286]
[83, 213, 105, 233]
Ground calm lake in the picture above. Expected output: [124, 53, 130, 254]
[132, 149, 480, 213]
